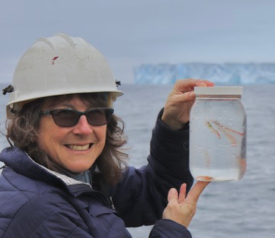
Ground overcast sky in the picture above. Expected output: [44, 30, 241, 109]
[1, 0, 275, 84]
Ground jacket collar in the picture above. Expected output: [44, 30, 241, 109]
[0, 146, 94, 196]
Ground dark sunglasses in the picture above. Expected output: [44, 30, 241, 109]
[39, 108, 114, 127]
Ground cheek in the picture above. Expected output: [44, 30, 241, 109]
[37, 128, 53, 153]
[97, 126, 107, 146]
[37, 118, 59, 151]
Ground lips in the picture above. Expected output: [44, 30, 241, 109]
[65, 144, 92, 151]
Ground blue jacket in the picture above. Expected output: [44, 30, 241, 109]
[0, 115, 193, 237]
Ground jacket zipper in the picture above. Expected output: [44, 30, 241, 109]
[109, 196, 116, 210]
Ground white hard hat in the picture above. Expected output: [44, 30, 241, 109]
[3, 33, 123, 118]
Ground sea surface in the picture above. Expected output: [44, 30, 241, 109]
[0, 83, 275, 238]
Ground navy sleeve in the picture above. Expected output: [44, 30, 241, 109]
[149, 220, 192, 238]
[111, 109, 194, 227]
[2, 193, 93, 238]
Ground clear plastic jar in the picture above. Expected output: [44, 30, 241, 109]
[189, 86, 247, 182]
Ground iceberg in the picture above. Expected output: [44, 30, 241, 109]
[134, 63, 275, 85]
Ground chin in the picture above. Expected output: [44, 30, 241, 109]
[64, 163, 93, 173]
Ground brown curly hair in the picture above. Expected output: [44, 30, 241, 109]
[6, 93, 128, 184]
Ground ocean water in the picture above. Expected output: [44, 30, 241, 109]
[0, 83, 275, 238]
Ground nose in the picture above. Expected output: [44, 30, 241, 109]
[72, 115, 93, 135]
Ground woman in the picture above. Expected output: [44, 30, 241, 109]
[0, 33, 213, 237]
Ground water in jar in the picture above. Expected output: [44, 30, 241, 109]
[190, 98, 246, 182]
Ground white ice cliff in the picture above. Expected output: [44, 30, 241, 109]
[134, 63, 275, 85]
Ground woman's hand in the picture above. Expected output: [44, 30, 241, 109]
[162, 181, 210, 228]
[161, 79, 214, 130]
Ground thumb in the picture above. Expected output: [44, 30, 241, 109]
[185, 181, 210, 204]
[174, 91, 195, 103]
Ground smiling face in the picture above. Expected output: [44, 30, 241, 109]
[37, 95, 107, 173]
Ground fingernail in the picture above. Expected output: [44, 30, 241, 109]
[169, 188, 177, 195]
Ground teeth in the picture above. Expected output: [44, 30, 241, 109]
[67, 144, 90, 151]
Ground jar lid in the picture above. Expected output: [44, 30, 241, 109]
[194, 86, 243, 96]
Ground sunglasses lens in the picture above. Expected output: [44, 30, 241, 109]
[87, 109, 111, 126]
[52, 110, 79, 127]
[49, 109, 113, 127]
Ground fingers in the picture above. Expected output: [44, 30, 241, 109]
[196, 79, 215, 87]
[178, 183, 187, 204]
[185, 181, 210, 204]
[170, 182, 209, 205]
[170, 78, 214, 102]
[163, 182, 210, 228]
[167, 188, 179, 203]
[175, 79, 215, 92]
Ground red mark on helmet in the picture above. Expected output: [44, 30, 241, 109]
[51, 56, 59, 65]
